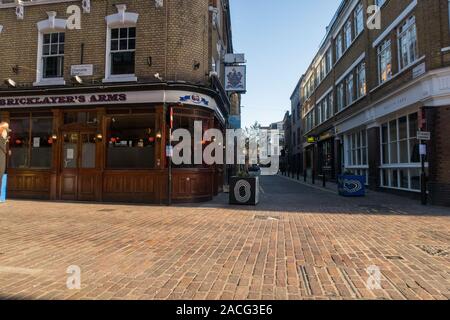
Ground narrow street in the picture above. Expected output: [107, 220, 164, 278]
[0, 176, 449, 300]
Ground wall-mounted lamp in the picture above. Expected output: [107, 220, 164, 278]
[73, 76, 83, 84]
[51, 134, 58, 141]
[5, 78, 16, 88]
[154, 73, 163, 81]
[96, 133, 103, 141]
[156, 131, 162, 139]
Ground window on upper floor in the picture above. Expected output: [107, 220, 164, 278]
[110, 27, 136, 76]
[337, 82, 345, 112]
[336, 33, 343, 61]
[356, 62, 366, 98]
[354, 2, 364, 36]
[377, 39, 392, 84]
[42, 32, 65, 79]
[326, 48, 332, 72]
[398, 16, 418, 70]
[320, 58, 326, 80]
[345, 73, 354, 106]
[344, 20, 353, 51]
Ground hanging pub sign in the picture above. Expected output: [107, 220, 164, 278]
[225, 65, 246, 92]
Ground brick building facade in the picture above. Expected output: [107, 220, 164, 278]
[289, 78, 304, 176]
[298, 0, 450, 206]
[0, 0, 239, 203]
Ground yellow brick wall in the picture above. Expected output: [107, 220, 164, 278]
[0, 0, 215, 87]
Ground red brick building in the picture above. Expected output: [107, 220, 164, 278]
[299, 0, 450, 206]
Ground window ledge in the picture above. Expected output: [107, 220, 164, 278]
[103, 75, 137, 83]
[33, 78, 66, 87]
[370, 55, 426, 93]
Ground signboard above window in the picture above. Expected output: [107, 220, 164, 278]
[71, 64, 94, 77]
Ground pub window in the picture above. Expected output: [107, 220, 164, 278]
[106, 114, 156, 169]
[110, 27, 136, 75]
[9, 116, 53, 169]
[42, 32, 65, 78]
[172, 110, 212, 168]
[64, 111, 98, 125]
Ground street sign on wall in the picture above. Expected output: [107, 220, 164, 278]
[417, 131, 431, 141]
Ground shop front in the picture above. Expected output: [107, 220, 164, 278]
[0, 86, 227, 203]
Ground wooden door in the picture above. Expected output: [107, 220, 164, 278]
[60, 132, 98, 201]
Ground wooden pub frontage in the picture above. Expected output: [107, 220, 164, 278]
[0, 83, 227, 203]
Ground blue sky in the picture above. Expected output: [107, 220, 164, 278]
[229, 0, 339, 128]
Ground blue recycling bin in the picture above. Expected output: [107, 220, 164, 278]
[338, 174, 366, 197]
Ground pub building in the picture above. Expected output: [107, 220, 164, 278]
[0, 0, 240, 203]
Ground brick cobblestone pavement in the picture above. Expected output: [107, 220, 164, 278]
[0, 175, 449, 300]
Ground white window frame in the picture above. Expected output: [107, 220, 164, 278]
[379, 111, 424, 192]
[344, 19, 353, 51]
[336, 34, 343, 61]
[344, 128, 369, 184]
[354, 2, 364, 36]
[345, 73, 354, 106]
[356, 62, 366, 98]
[104, 4, 139, 83]
[34, 11, 67, 87]
[377, 39, 392, 84]
[397, 16, 418, 72]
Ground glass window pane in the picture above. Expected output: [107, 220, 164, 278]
[389, 120, 397, 141]
[382, 143, 389, 164]
[111, 52, 135, 75]
[399, 116, 407, 140]
[51, 33, 59, 43]
[390, 142, 398, 163]
[9, 118, 30, 168]
[81, 134, 96, 169]
[43, 34, 51, 44]
[43, 44, 50, 56]
[399, 140, 408, 163]
[63, 133, 78, 169]
[119, 39, 128, 50]
[128, 27, 136, 38]
[400, 169, 409, 189]
[381, 124, 388, 143]
[51, 44, 58, 55]
[391, 169, 399, 188]
[410, 169, 421, 190]
[107, 115, 156, 169]
[58, 44, 64, 54]
[111, 40, 118, 51]
[111, 29, 119, 39]
[410, 139, 420, 163]
[59, 32, 65, 43]
[128, 38, 136, 50]
[409, 112, 418, 138]
[120, 28, 127, 38]
[382, 169, 389, 187]
[30, 118, 53, 168]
